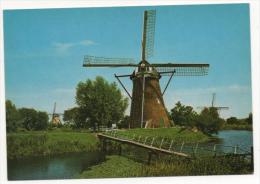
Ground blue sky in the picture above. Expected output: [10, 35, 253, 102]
[4, 4, 252, 119]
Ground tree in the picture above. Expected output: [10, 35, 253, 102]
[196, 107, 225, 135]
[246, 113, 252, 125]
[36, 111, 49, 130]
[18, 108, 48, 131]
[226, 117, 239, 125]
[75, 76, 128, 130]
[6, 100, 20, 132]
[170, 101, 198, 127]
[63, 107, 87, 128]
[19, 108, 38, 130]
[117, 115, 130, 129]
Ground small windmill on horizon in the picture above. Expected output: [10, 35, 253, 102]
[48, 102, 63, 125]
[197, 93, 229, 113]
[83, 10, 210, 128]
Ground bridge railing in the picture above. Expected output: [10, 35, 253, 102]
[104, 130, 252, 158]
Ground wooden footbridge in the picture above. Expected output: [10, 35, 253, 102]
[98, 133, 190, 158]
[97, 130, 253, 164]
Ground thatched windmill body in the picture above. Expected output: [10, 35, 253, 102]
[83, 10, 209, 128]
[48, 102, 63, 125]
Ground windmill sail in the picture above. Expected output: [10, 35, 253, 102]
[150, 63, 209, 76]
[142, 10, 156, 60]
[83, 55, 137, 67]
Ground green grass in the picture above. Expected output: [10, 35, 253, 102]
[136, 156, 253, 176]
[107, 127, 210, 144]
[7, 131, 99, 159]
[79, 154, 253, 178]
[79, 155, 143, 178]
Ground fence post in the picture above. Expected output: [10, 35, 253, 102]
[132, 134, 135, 140]
[169, 140, 174, 151]
[144, 137, 148, 145]
[180, 142, 185, 152]
[138, 136, 141, 142]
[160, 138, 164, 149]
[151, 137, 155, 147]
[194, 143, 198, 154]
[234, 145, 237, 154]
[213, 144, 217, 157]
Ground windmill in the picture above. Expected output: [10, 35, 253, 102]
[197, 93, 229, 112]
[49, 102, 63, 125]
[83, 10, 209, 128]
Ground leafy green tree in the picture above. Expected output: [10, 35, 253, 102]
[75, 76, 128, 130]
[36, 111, 49, 130]
[18, 108, 38, 130]
[6, 100, 20, 132]
[226, 117, 239, 125]
[117, 115, 130, 129]
[170, 101, 198, 127]
[18, 108, 48, 131]
[246, 113, 252, 125]
[196, 107, 225, 135]
[63, 107, 87, 128]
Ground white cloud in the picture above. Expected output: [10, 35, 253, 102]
[79, 40, 96, 46]
[53, 42, 75, 52]
[52, 39, 96, 53]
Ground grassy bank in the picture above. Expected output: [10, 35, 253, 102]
[79, 155, 142, 178]
[79, 154, 252, 178]
[107, 127, 210, 143]
[7, 131, 99, 159]
[7, 127, 210, 159]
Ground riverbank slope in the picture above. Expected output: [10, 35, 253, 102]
[7, 131, 99, 159]
[7, 127, 210, 159]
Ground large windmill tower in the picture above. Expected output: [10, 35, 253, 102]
[83, 10, 209, 128]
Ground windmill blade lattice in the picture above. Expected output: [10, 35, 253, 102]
[151, 63, 209, 76]
[143, 10, 156, 59]
[83, 55, 137, 67]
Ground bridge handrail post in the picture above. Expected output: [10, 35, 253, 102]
[213, 144, 217, 157]
[194, 143, 199, 154]
[150, 137, 155, 147]
[169, 140, 174, 151]
[160, 138, 164, 149]
[138, 135, 142, 142]
[234, 145, 238, 154]
[144, 137, 148, 145]
[180, 141, 185, 152]
[132, 134, 135, 140]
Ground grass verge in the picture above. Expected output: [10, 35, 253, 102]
[79, 154, 253, 178]
[107, 127, 210, 143]
[79, 155, 142, 178]
[7, 131, 99, 159]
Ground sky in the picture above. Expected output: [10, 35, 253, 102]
[4, 3, 252, 119]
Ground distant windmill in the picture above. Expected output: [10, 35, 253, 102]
[49, 102, 63, 125]
[83, 10, 209, 128]
[197, 93, 229, 111]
